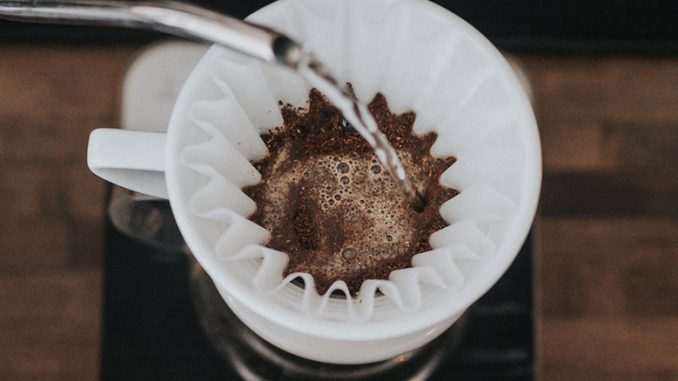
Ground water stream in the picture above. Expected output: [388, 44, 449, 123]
[296, 54, 426, 212]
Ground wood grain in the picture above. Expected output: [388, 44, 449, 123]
[1, 47, 677, 380]
[541, 170, 678, 217]
[542, 318, 678, 381]
[525, 56, 678, 380]
[521, 56, 678, 171]
[0, 44, 138, 381]
[0, 269, 102, 381]
[540, 218, 678, 317]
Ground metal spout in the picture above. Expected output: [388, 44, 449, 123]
[0, 0, 304, 67]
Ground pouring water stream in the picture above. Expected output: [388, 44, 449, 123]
[0, 0, 424, 210]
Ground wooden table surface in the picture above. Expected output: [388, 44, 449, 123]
[0, 45, 676, 380]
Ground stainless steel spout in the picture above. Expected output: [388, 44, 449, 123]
[0, 0, 304, 67]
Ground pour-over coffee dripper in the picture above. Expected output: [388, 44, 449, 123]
[3, 0, 541, 365]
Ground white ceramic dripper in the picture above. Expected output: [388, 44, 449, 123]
[85, 0, 540, 364]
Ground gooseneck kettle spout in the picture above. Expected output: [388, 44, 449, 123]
[0, 0, 305, 68]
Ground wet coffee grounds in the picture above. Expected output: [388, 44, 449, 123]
[243, 89, 458, 296]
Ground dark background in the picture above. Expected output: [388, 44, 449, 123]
[2, 0, 678, 54]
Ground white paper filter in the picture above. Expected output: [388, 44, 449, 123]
[179, 0, 532, 322]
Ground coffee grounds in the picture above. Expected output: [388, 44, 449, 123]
[243, 89, 458, 296]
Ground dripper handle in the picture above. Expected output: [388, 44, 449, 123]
[88, 128, 168, 198]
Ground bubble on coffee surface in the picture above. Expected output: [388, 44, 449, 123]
[341, 247, 357, 260]
[337, 162, 350, 174]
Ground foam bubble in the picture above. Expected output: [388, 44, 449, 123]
[337, 162, 350, 174]
[342, 248, 357, 260]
